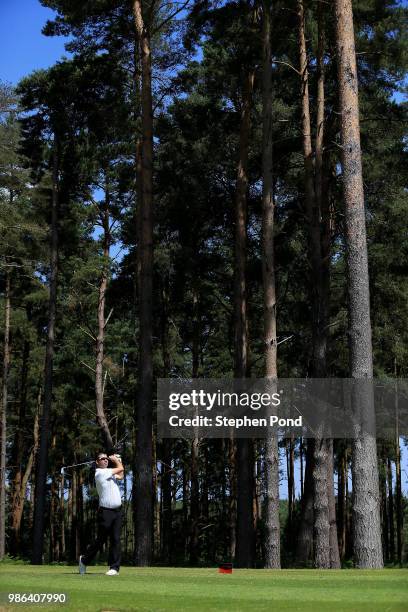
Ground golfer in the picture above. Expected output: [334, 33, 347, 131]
[79, 452, 124, 576]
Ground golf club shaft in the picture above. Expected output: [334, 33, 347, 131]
[60, 460, 94, 474]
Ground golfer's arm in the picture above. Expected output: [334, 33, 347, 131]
[113, 465, 124, 480]
[109, 457, 124, 479]
[109, 455, 125, 480]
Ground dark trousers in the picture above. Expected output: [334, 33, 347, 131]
[82, 507, 122, 571]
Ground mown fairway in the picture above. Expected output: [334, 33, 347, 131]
[0, 565, 407, 612]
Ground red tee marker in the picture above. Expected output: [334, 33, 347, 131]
[219, 563, 233, 574]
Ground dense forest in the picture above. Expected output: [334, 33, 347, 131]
[0, 0, 407, 570]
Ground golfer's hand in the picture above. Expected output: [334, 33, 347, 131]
[108, 454, 122, 464]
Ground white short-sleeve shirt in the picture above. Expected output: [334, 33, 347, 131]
[95, 468, 122, 509]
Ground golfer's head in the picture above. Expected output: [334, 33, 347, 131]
[96, 452, 109, 468]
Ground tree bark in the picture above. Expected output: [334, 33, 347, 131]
[334, 0, 383, 568]
[59, 465, 66, 559]
[287, 438, 294, 533]
[0, 269, 11, 559]
[337, 446, 347, 560]
[395, 437, 402, 565]
[295, 440, 314, 564]
[261, 0, 280, 569]
[234, 68, 255, 569]
[298, 0, 331, 568]
[10, 407, 39, 554]
[135, 138, 143, 301]
[9, 339, 30, 555]
[345, 450, 352, 559]
[228, 436, 237, 560]
[327, 439, 341, 568]
[312, 438, 330, 568]
[235, 438, 255, 568]
[182, 458, 189, 560]
[380, 454, 388, 560]
[32, 142, 59, 564]
[160, 283, 172, 564]
[190, 290, 200, 565]
[133, 0, 154, 566]
[69, 470, 78, 562]
[189, 437, 200, 564]
[161, 440, 172, 563]
[387, 457, 395, 562]
[201, 442, 209, 562]
[152, 433, 160, 559]
[95, 178, 113, 450]
[233, 68, 252, 382]
[50, 435, 59, 562]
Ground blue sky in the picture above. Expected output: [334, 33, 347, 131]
[1, 0, 407, 88]
[0, 0, 69, 85]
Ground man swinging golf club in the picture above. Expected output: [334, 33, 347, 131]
[79, 452, 124, 576]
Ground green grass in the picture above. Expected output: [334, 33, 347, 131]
[0, 565, 407, 611]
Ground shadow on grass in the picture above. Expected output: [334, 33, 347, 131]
[61, 572, 109, 575]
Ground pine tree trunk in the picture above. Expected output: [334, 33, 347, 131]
[380, 454, 388, 561]
[334, 0, 383, 568]
[236, 438, 255, 568]
[135, 138, 143, 309]
[159, 287, 172, 564]
[32, 143, 59, 564]
[70, 471, 78, 563]
[49, 435, 58, 562]
[201, 442, 209, 562]
[387, 457, 395, 562]
[9, 339, 30, 555]
[313, 438, 330, 568]
[395, 437, 402, 565]
[95, 179, 113, 450]
[0, 270, 11, 559]
[234, 67, 255, 569]
[319, 72, 339, 568]
[50, 476, 58, 562]
[287, 440, 294, 532]
[133, 0, 154, 566]
[338, 447, 347, 560]
[77, 472, 83, 561]
[189, 438, 199, 564]
[253, 449, 262, 561]
[59, 467, 65, 559]
[228, 436, 237, 560]
[133, 20, 143, 306]
[161, 440, 172, 563]
[182, 461, 189, 560]
[152, 434, 160, 559]
[10, 407, 39, 554]
[327, 439, 341, 568]
[233, 67, 252, 383]
[315, 0, 325, 226]
[295, 441, 314, 564]
[261, 0, 280, 570]
[345, 451, 352, 560]
[29, 470, 35, 532]
[190, 293, 200, 565]
[298, 0, 331, 568]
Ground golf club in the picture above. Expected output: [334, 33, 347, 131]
[60, 460, 95, 475]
